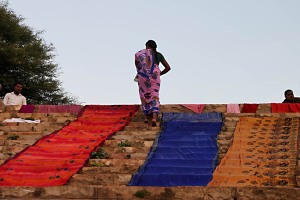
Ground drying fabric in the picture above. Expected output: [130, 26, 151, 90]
[180, 104, 205, 113]
[37, 105, 82, 115]
[208, 117, 298, 187]
[241, 104, 258, 113]
[129, 112, 222, 186]
[3, 118, 40, 123]
[271, 103, 300, 113]
[0, 105, 138, 186]
[226, 104, 240, 113]
[18, 105, 35, 113]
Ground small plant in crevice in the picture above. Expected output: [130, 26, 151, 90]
[6, 152, 13, 156]
[90, 160, 110, 167]
[91, 148, 109, 159]
[7, 135, 19, 140]
[117, 140, 132, 147]
[134, 189, 151, 198]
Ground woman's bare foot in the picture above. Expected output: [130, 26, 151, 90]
[144, 117, 148, 123]
[152, 113, 158, 127]
[151, 120, 157, 127]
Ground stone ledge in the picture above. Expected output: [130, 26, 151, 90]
[0, 186, 300, 200]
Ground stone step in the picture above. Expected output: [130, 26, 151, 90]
[124, 122, 160, 131]
[9, 131, 43, 135]
[109, 133, 157, 141]
[0, 113, 12, 121]
[224, 113, 256, 117]
[224, 117, 240, 122]
[96, 152, 148, 160]
[80, 163, 141, 174]
[217, 132, 234, 140]
[0, 113, 77, 124]
[114, 130, 159, 136]
[102, 145, 151, 154]
[69, 173, 132, 186]
[1, 185, 300, 200]
[130, 113, 147, 122]
[223, 121, 237, 127]
[98, 147, 149, 160]
[221, 126, 235, 132]
[103, 140, 153, 148]
[87, 159, 144, 168]
[6, 135, 41, 145]
[160, 104, 194, 113]
[0, 123, 65, 133]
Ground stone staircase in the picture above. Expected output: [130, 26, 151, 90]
[0, 104, 300, 199]
[68, 112, 160, 187]
[0, 112, 77, 165]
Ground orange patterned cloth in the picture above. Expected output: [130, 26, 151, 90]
[0, 105, 138, 186]
[208, 117, 298, 187]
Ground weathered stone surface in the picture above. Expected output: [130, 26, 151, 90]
[0, 104, 299, 199]
[236, 187, 300, 200]
[160, 104, 193, 113]
[202, 104, 227, 113]
[69, 173, 132, 185]
[257, 104, 271, 114]
[223, 121, 237, 128]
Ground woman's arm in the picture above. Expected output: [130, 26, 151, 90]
[160, 60, 171, 76]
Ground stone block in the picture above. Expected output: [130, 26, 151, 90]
[296, 176, 300, 187]
[217, 134, 226, 140]
[0, 153, 6, 159]
[223, 121, 237, 127]
[224, 117, 240, 122]
[144, 141, 153, 148]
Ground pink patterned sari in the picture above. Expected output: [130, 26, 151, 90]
[135, 49, 161, 115]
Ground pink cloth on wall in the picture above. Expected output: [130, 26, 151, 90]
[271, 103, 300, 113]
[226, 104, 240, 113]
[19, 105, 35, 113]
[180, 104, 205, 113]
[241, 104, 259, 113]
[37, 105, 82, 114]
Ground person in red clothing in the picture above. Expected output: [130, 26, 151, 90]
[282, 89, 300, 103]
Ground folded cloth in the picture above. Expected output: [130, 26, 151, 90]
[241, 104, 259, 113]
[226, 104, 240, 113]
[271, 103, 300, 113]
[180, 104, 205, 113]
[19, 105, 35, 113]
[3, 118, 40, 123]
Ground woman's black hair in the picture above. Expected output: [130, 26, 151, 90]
[146, 40, 159, 64]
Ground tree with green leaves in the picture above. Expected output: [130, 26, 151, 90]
[0, 2, 77, 104]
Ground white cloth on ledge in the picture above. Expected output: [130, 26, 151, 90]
[3, 118, 40, 123]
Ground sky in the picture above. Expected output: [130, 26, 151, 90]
[6, 0, 300, 105]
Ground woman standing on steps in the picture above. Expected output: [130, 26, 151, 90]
[134, 40, 171, 127]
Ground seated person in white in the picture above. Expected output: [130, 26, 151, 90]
[3, 82, 27, 105]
